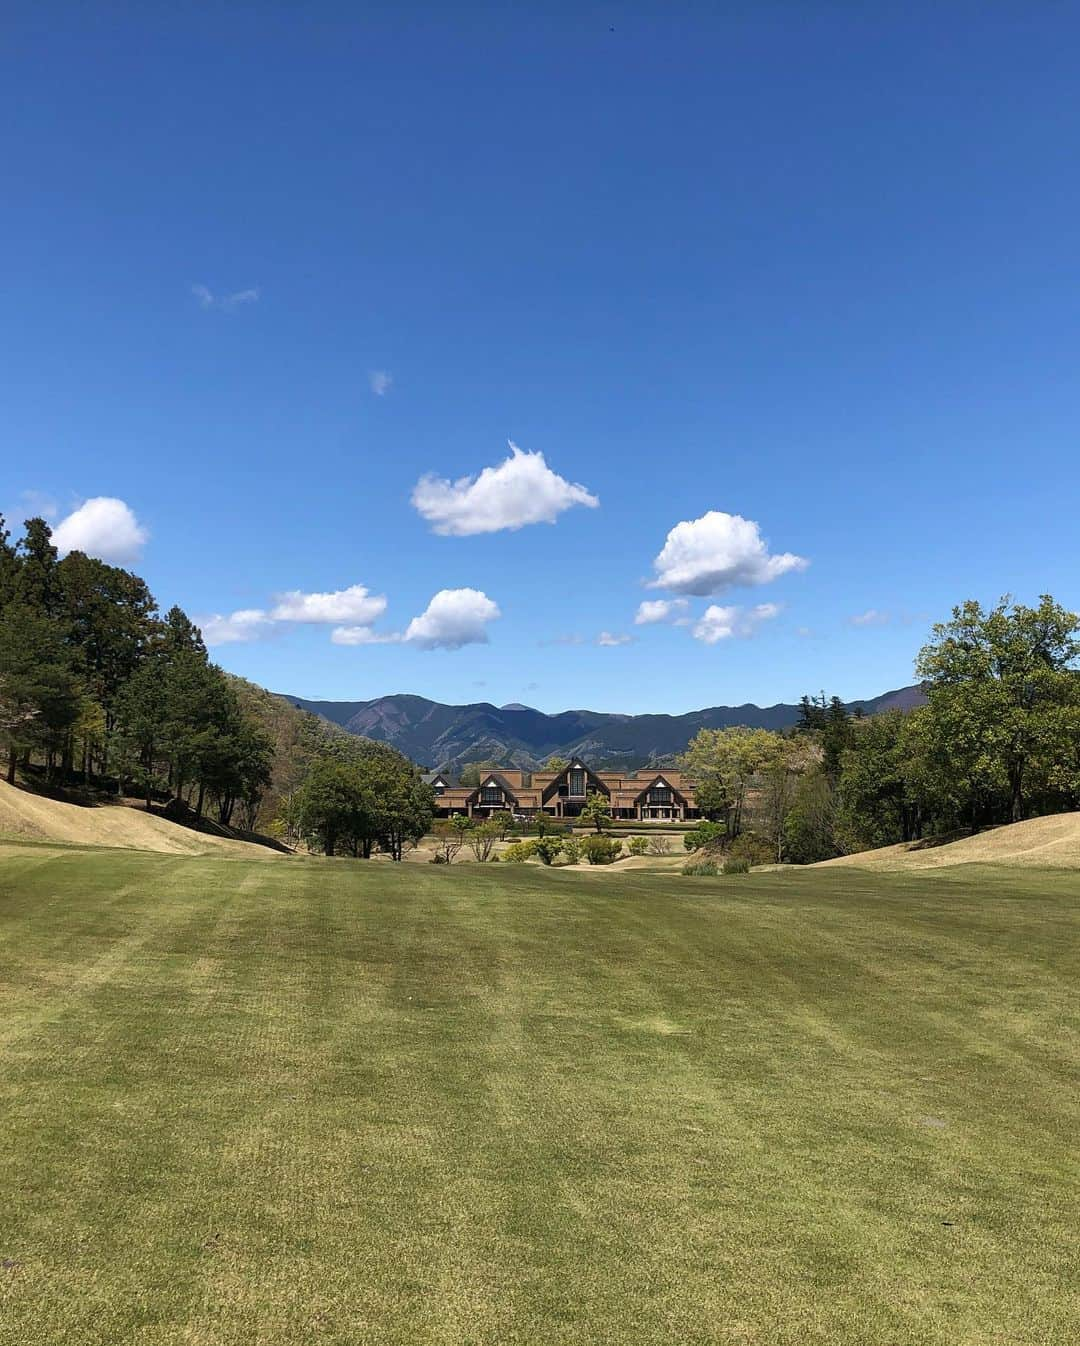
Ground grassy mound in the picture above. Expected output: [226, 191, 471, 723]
[0, 778, 285, 858]
[818, 811, 1080, 870]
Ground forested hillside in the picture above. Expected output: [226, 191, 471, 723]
[0, 514, 432, 850]
[283, 684, 926, 773]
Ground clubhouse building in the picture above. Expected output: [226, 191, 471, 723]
[428, 757, 700, 822]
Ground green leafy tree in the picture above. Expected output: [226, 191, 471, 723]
[14, 518, 61, 616]
[579, 790, 612, 833]
[0, 603, 81, 783]
[680, 727, 783, 837]
[489, 809, 514, 840]
[916, 595, 1080, 822]
[296, 759, 364, 856]
[0, 515, 20, 609]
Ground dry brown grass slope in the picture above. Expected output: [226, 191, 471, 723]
[0, 780, 285, 859]
[817, 811, 1080, 871]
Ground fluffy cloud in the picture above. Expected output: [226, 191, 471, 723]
[52, 497, 149, 564]
[368, 370, 392, 397]
[330, 626, 400, 646]
[597, 631, 633, 647]
[692, 603, 781, 645]
[200, 609, 271, 646]
[404, 588, 501, 650]
[271, 585, 387, 625]
[634, 598, 689, 626]
[411, 442, 599, 536]
[649, 511, 807, 596]
[192, 284, 260, 311]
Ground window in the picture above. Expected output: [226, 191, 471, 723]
[648, 787, 671, 805]
[481, 785, 502, 805]
[568, 768, 586, 797]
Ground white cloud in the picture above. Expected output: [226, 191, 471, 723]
[411, 441, 599, 536]
[330, 625, 400, 646]
[52, 497, 149, 564]
[850, 608, 890, 627]
[404, 588, 500, 650]
[191, 284, 260, 311]
[692, 602, 781, 645]
[634, 598, 689, 626]
[597, 631, 633, 647]
[368, 369, 393, 397]
[649, 511, 807, 596]
[200, 609, 271, 646]
[271, 584, 388, 625]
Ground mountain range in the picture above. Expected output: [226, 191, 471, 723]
[280, 686, 927, 773]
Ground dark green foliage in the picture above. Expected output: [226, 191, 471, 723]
[292, 741, 434, 861]
[722, 856, 751, 875]
[533, 836, 564, 865]
[728, 832, 774, 867]
[580, 833, 622, 865]
[0, 518, 276, 826]
[0, 603, 80, 783]
[684, 820, 726, 852]
[579, 790, 612, 833]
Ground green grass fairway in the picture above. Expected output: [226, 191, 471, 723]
[2, 848, 1078, 1344]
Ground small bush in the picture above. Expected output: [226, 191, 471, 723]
[681, 859, 718, 877]
[684, 820, 725, 852]
[729, 832, 774, 867]
[647, 834, 672, 856]
[626, 835, 649, 856]
[502, 839, 539, 864]
[534, 836, 564, 866]
[581, 834, 622, 865]
[723, 856, 751, 875]
[560, 837, 581, 864]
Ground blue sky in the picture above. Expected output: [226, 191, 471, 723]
[4, 4, 1079, 714]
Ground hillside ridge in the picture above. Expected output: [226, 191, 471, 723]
[279, 685, 926, 771]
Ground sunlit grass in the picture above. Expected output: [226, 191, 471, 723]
[1, 846, 1077, 1344]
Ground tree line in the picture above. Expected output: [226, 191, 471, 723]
[0, 514, 275, 827]
[0, 514, 435, 853]
[680, 596, 1080, 863]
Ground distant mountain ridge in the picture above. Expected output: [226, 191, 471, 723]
[279, 685, 926, 773]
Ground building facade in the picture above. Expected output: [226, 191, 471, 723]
[429, 757, 699, 822]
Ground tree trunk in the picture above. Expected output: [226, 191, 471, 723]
[7, 746, 15, 785]
[1009, 765, 1024, 823]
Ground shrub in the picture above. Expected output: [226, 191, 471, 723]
[626, 835, 649, 856]
[502, 839, 539, 863]
[681, 859, 718, 876]
[684, 820, 725, 852]
[581, 834, 622, 865]
[560, 836, 581, 865]
[647, 834, 672, 856]
[534, 836, 564, 866]
[729, 832, 773, 867]
[466, 819, 499, 862]
[723, 856, 751, 875]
